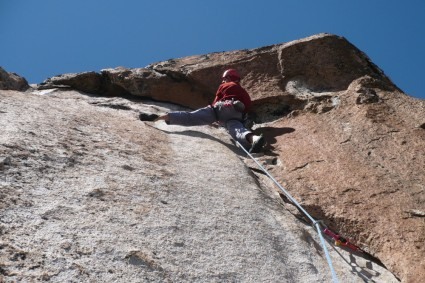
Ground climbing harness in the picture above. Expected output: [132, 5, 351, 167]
[235, 140, 340, 283]
[211, 99, 245, 123]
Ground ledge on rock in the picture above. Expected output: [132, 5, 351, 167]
[35, 34, 402, 118]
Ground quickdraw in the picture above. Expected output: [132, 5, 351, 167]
[323, 228, 363, 252]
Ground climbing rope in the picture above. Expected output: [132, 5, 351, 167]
[236, 141, 340, 283]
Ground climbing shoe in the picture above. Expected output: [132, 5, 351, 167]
[139, 113, 159, 121]
[249, 134, 265, 153]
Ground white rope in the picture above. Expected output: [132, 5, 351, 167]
[236, 141, 340, 283]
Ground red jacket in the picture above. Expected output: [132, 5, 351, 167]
[212, 81, 252, 113]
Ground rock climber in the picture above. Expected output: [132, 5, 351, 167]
[155, 68, 265, 153]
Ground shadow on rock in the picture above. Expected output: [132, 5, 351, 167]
[145, 124, 242, 156]
[256, 127, 295, 143]
[252, 127, 295, 154]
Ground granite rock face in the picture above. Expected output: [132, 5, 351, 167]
[0, 89, 398, 282]
[2, 33, 424, 282]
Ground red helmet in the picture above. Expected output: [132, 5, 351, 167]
[222, 69, 240, 82]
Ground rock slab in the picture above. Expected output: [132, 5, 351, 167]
[0, 89, 398, 282]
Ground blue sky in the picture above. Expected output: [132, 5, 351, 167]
[1, 0, 424, 99]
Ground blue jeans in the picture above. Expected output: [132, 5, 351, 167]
[168, 106, 252, 149]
